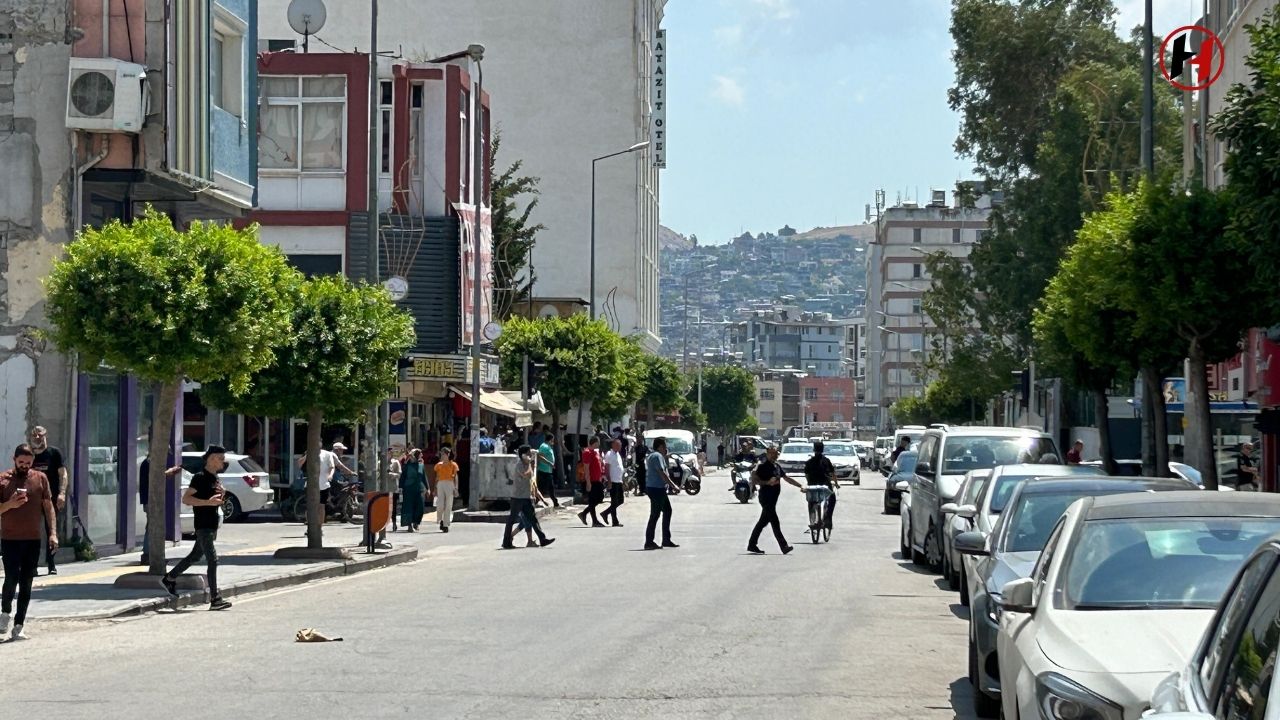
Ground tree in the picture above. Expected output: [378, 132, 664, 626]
[490, 132, 545, 321]
[689, 366, 757, 439]
[200, 276, 415, 549]
[591, 340, 646, 423]
[638, 353, 685, 426]
[891, 395, 932, 427]
[44, 209, 298, 574]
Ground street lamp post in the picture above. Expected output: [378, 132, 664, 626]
[590, 141, 650, 320]
[427, 43, 486, 511]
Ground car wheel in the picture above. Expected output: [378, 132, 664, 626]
[900, 514, 911, 558]
[970, 636, 1000, 718]
[960, 567, 971, 607]
[944, 549, 958, 590]
[221, 493, 243, 522]
[923, 523, 943, 572]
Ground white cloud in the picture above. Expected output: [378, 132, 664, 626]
[714, 24, 744, 47]
[712, 75, 746, 106]
[751, 0, 794, 20]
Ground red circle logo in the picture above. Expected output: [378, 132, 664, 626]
[1159, 25, 1225, 91]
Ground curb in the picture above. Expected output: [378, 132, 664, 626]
[42, 546, 419, 621]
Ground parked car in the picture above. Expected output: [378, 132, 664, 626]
[776, 441, 815, 478]
[1080, 459, 1233, 490]
[996, 491, 1280, 720]
[884, 451, 918, 515]
[874, 436, 893, 472]
[940, 469, 993, 595]
[821, 441, 861, 486]
[956, 475, 1195, 717]
[852, 440, 874, 469]
[1146, 529, 1280, 719]
[905, 426, 1060, 572]
[181, 451, 273, 522]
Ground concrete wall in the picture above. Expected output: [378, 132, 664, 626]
[0, 0, 76, 449]
[256, 0, 665, 349]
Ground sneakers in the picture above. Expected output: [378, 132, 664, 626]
[540, 537, 556, 548]
[442, 526, 449, 534]
[592, 522, 606, 528]
[612, 522, 624, 528]
[501, 543, 516, 549]
[577, 512, 588, 526]
[161, 576, 177, 597]
[10, 624, 25, 641]
[662, 540, 680, 548]
[0, 612, 10, 634]
[46, 566, 57, 576]
[782, 545, 795, 555]
[747, 546, 765, 555]
[643, 542, 661, 550]
[209, 598, 232, 611]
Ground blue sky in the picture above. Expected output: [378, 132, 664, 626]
[658, 0, 1199, 245]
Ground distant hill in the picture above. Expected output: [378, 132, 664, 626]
[659, 225, 694, 251]
[792, 223, 876, 242]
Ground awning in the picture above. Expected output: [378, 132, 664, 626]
[500, 390, 546, 415]
[450, 386, 533, 427]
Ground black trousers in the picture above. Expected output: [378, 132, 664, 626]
[503, 498, 547, 546]
[581, 483, 604, 523]
[43, 505, 57, 570]
[537, 471, 558, 506]
[645, 486, 672, 545]
[168, 528, 220, 598]
[600, 483, 625, 524]
[1, 539, 40, 625]
[749, 485, 787, 549]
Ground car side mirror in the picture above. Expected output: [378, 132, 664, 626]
[954, 531, 988, 556]
[940, 502, 958, 514]
[894, 480, 910, 493]
[1001, 578, 1036, 613]
[956, 504, 977, 519]
[915, 460, 934, 476]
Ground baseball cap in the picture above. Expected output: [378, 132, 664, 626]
[332, 442, 348, 452]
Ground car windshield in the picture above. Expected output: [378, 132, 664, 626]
[781, 444, 810, 455]
[1003, 491, 1098, 553]
[894, 452, 918, 474]
[824, 445, 855, 456]
[940, 436, 1058, 476]
[987, 467, 1093, 514]
[1063, 517, 1280, 610]
[658, 437, 693, 454]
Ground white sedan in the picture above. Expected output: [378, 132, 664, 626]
[997, 491, 1280, 720]
[181, 451, 274, 522]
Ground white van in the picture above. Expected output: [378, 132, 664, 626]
[894, 425, 927, 452]
[643, 429, 699, 469]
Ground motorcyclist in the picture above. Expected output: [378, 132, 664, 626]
[803, 441, 838, 531]
[729, 441, 758, 491]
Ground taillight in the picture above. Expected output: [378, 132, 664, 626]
[243, 474, 259, 488]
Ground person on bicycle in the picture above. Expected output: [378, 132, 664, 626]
[747, 446, 803, 554]
[803, 441, 839, 531]
[729, 441, 758, 491]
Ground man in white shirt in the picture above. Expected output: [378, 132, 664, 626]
[599, 438, 627, 527]
[297, 441, 354, 507]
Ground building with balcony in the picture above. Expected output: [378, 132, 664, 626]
[729, 309, 854, 378]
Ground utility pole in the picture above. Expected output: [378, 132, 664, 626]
[1141, 0, 1154, 176]
[366, 0, 382, 499]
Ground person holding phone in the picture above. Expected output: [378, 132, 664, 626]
[162, 445, 231, 611]
[0, 443, 58, 640]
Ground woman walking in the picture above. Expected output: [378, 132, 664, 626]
[748, 446, 803, 555]
[433, 448, 460, 533]
[399, 449, 427, 531]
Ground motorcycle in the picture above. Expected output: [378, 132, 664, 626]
[732, 462, 755, 504]
[666, 455, 702, 496]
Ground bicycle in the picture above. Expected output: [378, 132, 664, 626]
[803, 485, 835, 544]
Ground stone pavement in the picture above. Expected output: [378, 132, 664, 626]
[9, 500, 570, 621]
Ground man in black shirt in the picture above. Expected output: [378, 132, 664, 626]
[138, 449, 183, 565]
[633, 440, 649, 496]
[889, 436, 911, 468]
[1237, 442, 1260, 491]
[163, 445, 231, 610]
[804, 441, 839, 530]
[29, 426, 66, 574]
[747, 446, 803, 554]
[729, 442, 758, 491]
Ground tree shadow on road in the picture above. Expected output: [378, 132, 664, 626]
[949, 677, 982, 720]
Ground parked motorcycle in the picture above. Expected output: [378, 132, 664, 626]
[732, 462, 755, 504]
[666, 455, 701, 495]
[289, 473, 364, 524]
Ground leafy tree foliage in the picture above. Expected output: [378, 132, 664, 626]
[688, 366, 757, 438]
[45, 209, 298, 572]
[489, 132, 545, 321]
[638, 353, 686, 424]
[201, 276, 415, 547]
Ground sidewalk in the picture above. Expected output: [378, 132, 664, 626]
[6, 500, 571, 621]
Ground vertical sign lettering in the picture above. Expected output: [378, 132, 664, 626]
[651, 28, 666, 168]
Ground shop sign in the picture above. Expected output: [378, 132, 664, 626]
[401, 354, 499, 386]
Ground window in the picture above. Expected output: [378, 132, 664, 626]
[1200, 554, 1276, 698]
[912, 228, 922, 244]
[378, 80, 393, 175]
[759, 388, 775, 401]
[831, 389, 844, 401]
[410, 84, 424, 179]
[760, 411, 775, 424]
[952, 228, 962, 243]
[912, 263, 922, 279]
[978, 229, 990, 242]
[211, 35, 225, 109]
[912, 298, 922, 315]
[460, 89, 470, 202]
[1216, 559, 1280, 718]
[804, 388, 818, 400]
[260, 76, 346, 172]
[212, 12, 245, 117]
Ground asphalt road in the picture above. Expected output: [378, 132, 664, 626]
[3, 468, 978, 720]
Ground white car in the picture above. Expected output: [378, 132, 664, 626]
[777, 441, 814, 478]
[821, 442, 861, 486]
[181, 451, 273, 522]
[997, 491, 1280, 720]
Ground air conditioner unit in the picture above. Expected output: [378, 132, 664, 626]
[66, 57, 149, 133]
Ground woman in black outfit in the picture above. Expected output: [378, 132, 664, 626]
[748, 446, 804, 554]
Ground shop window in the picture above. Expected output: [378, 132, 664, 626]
[85, 373, 122, 546]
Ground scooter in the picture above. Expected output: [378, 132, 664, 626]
[666, 455, 702, 495]
[732, 462, 755, 504]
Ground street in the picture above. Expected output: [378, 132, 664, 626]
[2, 468, 976, 720]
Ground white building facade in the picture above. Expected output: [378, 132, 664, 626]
[257, 0, 666, 350]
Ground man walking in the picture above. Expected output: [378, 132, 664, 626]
[1237, 442, 1261, 491]
[537, 433, 558, 507]
[0, 444, 58, 640]
[747, 446, 802, 555]
[633, 436, 650, 497]
[163, 445, 231, 611]
[578, 437, 606, 527]
[502, 446, 555, 549]
[29, 426, 66, 575]
[600, 438, 626, 527]
[643, 437, 680, 550]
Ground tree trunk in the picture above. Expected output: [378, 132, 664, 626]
[1141, 366, 1171, 477]
[1187, 339, 1218, 489]
[145, 378, 182, 576]
[1093, 388, 1119, 476]
[305, 407, 324, 549]
[645, 399, 654, 430]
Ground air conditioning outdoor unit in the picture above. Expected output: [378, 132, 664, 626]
[65, 57, 149, 133]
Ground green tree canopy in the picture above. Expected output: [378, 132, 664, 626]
[200, 276, 415, 547]
[45, 208, 299, 572]
[591, 340, 646, 423]
[639, 353, 685, 420]
[688, 366, 757, 437]
[489, 132, 545, 321]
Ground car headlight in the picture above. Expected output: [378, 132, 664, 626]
[1035, 673, 1123, 720]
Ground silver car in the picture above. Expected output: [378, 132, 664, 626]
[955, 475, 1194, 718]
[940, 469, 991, 598]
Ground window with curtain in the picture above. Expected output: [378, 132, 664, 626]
[259, 75, 345, 172]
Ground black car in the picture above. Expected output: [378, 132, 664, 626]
[882, 451, 917, 515]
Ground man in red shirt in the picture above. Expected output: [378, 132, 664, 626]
[0, 443, 58, 640]
[577, 436, 606, 528]
[1066, 439, 1084, 465]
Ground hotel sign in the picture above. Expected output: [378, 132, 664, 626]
[401, 354, 499, 386]
[651, 28, 666, 168]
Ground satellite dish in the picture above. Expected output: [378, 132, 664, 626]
[287, 0, 327, 52]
